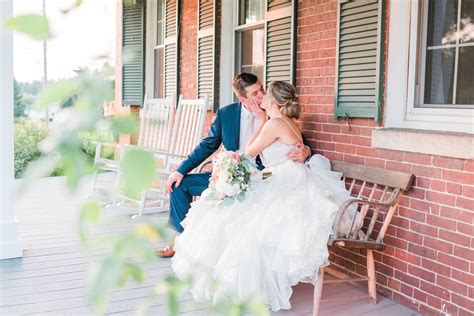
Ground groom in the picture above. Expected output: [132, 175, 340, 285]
[157, 73, 311, 257]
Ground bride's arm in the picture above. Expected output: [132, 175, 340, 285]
[245, 120, 277, 158]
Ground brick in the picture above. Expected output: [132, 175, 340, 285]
[439, 229, 471, 247]
[459, 307, 474, 316]
[332, 134, 351, 144]
[392, 292, 420, 312]
[456, 222, 473, 236]
[431, 179, 446, 192]
[452, 269, 474, 287]
[437, 252, 470, 271]
[408, 243, 436, 260]
[404, 152, 432, 165]
[426, 191, 456, 207]
[436, 275, 468, 296]
[384, 234, 408, 250]
[397, 227, 423, 244]
[440, 206, 473, 224]
[426, 295, 443, 310]
[464, 160, 474, 172]
[408, 265, 436, 283]
[416, 177, 431, 189]
[433, 156, 465, 170]
[410, 221, 438, 237]
[446, 182, 463, 195]
[317, 141, 335, 151]
[423, 236, 453, 254]
[355, 146, 379, 158]
[456, 196, 474, 211]
[386, 161, 412, 173]
[343, 154, 365, 164]
[462, 185, 474, 198]
[379, 150, 404, 161]
[398, 207, 426, 222]
[413, 288, 427, 303]
[453, 245, 474, 262]
[442, 169, 473, 185]
[420, 280, 451, 300]
[351, 136, 371, 146]
[408, 187, 425, 200]
[400, 283, 414, 296]
[324, 151, 343, 161]
[387, 277, 401, 291]
[412, 165, 442, 178]
[365, 158, 385, 168]
[419, 303, 442, 316]
[383, 255, 408, 272]
[427, 214, 456, 231]
[391, 216, 410, 228]
[375, 261, 394, 277]
[335, 143, 355, 154]
[422, 258, 451, 277]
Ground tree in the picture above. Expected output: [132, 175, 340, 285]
[14, 80, 27, 117]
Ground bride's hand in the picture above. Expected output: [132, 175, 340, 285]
[248, 100, 267, 122]
[287, 142, 310, 163]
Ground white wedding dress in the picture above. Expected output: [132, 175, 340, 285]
[171, 141, 355, 311]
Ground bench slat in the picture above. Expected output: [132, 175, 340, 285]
[331, 161, 414, 191]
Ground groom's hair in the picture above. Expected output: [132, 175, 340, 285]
[232, 73, 259, 98]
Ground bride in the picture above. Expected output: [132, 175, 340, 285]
[172, 81, 351, 311]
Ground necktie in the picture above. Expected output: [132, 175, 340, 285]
[242, 114, 255, 151]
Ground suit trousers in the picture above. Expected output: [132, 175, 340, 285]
[169, 172, 211, 233]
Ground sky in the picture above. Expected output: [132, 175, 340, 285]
[13, 0, 116, 83]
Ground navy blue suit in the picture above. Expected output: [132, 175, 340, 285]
[169, 102, 310, 232]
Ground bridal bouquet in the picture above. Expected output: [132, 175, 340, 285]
[206, 150, 254, 203]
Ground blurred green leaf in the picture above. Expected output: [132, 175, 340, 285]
[38, 80, 79, 108]
[5, 14, 50, 39]
[120, 149, 155, 197]
[90, 256, 123, 315]
[80, 201, 101, 223]
[111, 115, 137, 135]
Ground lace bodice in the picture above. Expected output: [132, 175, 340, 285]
[261, 141, 297, 167]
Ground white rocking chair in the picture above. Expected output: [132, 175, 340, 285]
[88, 95, 175, 203]
[114, 94, 209, 217]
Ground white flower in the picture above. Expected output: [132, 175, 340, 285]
[216, 180, 235, 197]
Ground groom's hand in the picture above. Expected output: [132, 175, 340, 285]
[288, 142, 310, 163]
[167, 171, 184, 193]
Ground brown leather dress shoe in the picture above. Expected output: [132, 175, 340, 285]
[155, 246, 175, 258]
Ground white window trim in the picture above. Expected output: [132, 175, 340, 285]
[219, 0, 235, 106]
[385, 0, 474, 134]
[144, 0, 157, 98]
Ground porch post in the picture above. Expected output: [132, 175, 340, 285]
[0, 0, 23, 259]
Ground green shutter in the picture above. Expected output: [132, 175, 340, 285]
[165, 0, 179, 101]
[122, 0, 145, 106]
[265, 0, 296, 88]
[197, 0, 218, 111]
[334, 0, 385, 122]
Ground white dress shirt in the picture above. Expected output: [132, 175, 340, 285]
[239, 105, 260, 152]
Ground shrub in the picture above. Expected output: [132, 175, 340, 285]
[14, 118, 48, 178]
[78, 130, 114, 161]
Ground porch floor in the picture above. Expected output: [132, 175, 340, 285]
[1, 175, 418, 315]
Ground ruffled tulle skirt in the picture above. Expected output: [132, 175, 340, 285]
[171, 155, 348, 311]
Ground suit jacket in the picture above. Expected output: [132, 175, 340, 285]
[177, 102, 311, 175]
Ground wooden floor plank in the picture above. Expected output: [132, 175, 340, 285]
[0, 176, 417, 315]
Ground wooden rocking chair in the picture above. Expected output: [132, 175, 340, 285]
[114, 95, 209, 216]
[312, 161, 414, 316]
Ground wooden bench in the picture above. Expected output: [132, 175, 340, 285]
[313, 161, 414, 316]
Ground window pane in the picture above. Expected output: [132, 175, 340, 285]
[460, 0, 474, 43]
[154, 48, 164, 98]
[424, 48, 455, 104]
[239, 28, 264, 82]
[427, 0, 458, 46]
[239, 0, 264, 25]
[456, 46, 474, 105]
[157, 0, 164, 45]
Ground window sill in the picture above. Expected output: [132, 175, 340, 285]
[372, 128, 473, 159]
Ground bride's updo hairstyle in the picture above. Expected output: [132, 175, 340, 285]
[268, 81, 301, 119]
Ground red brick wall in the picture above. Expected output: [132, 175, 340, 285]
[297, 1, 473, 315]
[179, 0, 198, 98]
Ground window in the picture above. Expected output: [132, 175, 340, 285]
[145, 0, 179, 101]
[418, 0, 474, 108]
[385, 0, 474, 134]
[235, 0, 265, 82]
[220, 0, 296, 105]
[154, 0, 165, 98]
